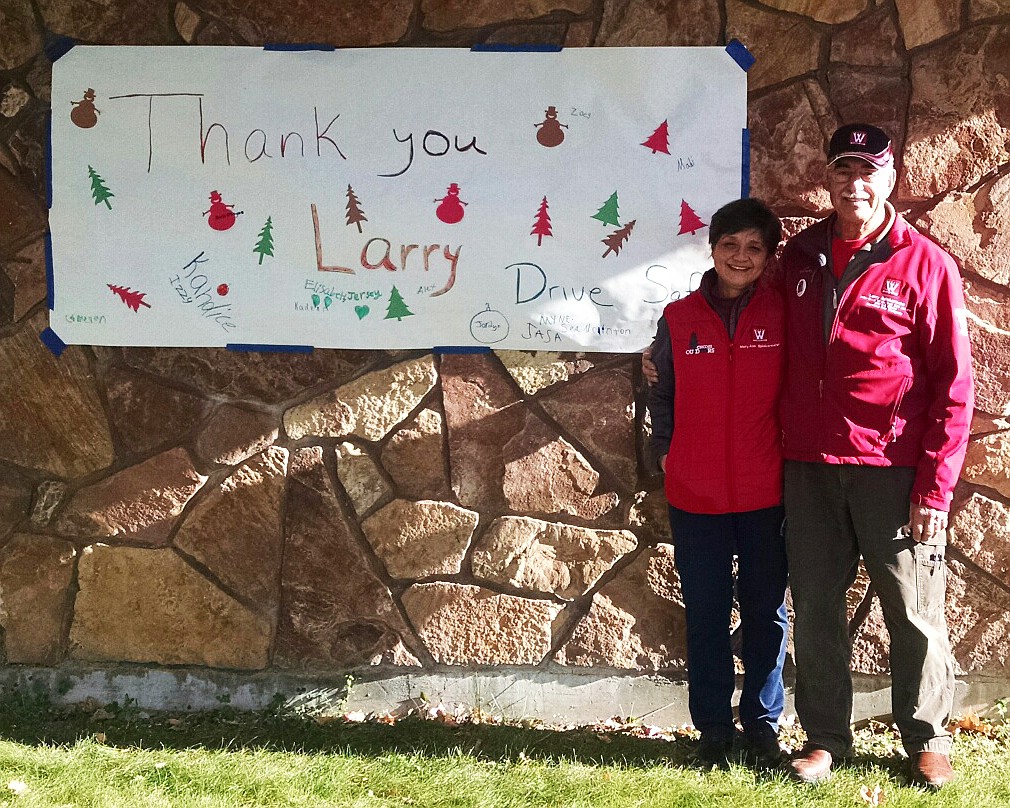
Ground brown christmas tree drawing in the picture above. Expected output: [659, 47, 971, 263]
[108, 284, 152, 311]
[530, 196, 553, 246]
[641, 120, 670, 154]
[602, 220, 636, 258]
[345, 184, 367, 233]
[678, 200, 706, 235]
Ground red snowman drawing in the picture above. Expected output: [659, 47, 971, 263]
[203, 190, 243, 231]
[434, 183, 467, 224]
[535, 105, 567, 147]
[71, 88, 100, 129]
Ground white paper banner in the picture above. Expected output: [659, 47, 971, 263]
[49, 45, 747, 352]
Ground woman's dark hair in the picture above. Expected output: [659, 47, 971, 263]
[707, 197, 782, 256]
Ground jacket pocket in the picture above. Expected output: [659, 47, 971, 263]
[829, 365, 912, 452]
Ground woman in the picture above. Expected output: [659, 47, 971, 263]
[646, 198, 787, 767]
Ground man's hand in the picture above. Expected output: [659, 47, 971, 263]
[907, 504, 948, 543]
[642, 346, 659, 385]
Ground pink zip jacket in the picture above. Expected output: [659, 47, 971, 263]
[777, 206, 974, 510]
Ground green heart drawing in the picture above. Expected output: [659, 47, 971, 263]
[355, 305, 369, 319]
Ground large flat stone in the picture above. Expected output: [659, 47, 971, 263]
[70, 544, 272, 669]
[0, 238, 46, 321]
[284, 356, 436, 442]
[173, 447, 288, 614]
[902, 25, 1010, 199]
[0, 465, 32, 538]
[56, 448, 206, 543]
[761, 0, 867, 23]
[442, 352, 524, 511]
[0, 0, 42, 71]
[105, 366, 208, 456]
[402, 582, 561, 665]
[917, 175, 1010, 286]
[335, 441, 392, 516]
[225, 0, 413, 45]
[555, 545, 687, 670]
[894, 0, 960, 50]
[502, 412, 618, 520]
[496, 351, 594, 397]
[539, 366, 637, 483]
[421, 0, 590, 32]
[37, 0, 176, 43]
[0, 533, 75, 664]
[966, 326, 1010, 418]
[947, 557, 1010, 674]
[597, 0, 720, 46]
[381, 405, 452, 501]
[726, 0, 822, 91]
[950, 491, 1010, 579]
[829, 5, 902, 66]
[275, 447, 419, 669]
[94, 346, 372, 405]
[0, 313, 113, 478]
[749, 81, 834, 213]
[193, 403, 278, 467]
[361, 499, 478, 579]
[472, 516, 636, 600]
[962, 432, 1010, 499]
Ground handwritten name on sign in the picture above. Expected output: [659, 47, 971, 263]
[49, 46, 747, 351]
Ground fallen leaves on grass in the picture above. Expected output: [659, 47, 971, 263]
[950, 712, 992, 737]
[859, 784, 885, 805]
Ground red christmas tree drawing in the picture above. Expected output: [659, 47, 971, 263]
[602, 220, 636, 258]
[678, 200, 707, 235]
[530, 196, 553, 246]
[641, 120, 670, 154]
[108, 284, 152, 311]
[345, 184, 367, 233]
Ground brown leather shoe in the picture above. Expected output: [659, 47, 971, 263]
[788, 745, 833, 783]
[911, 752, 957, 789]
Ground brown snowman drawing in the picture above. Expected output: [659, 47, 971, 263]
[71, 88, 100, 129]
[535, 105, 567, 147]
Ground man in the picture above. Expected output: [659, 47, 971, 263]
[777, 123, 973, 788]
[642, 123, 973, 788]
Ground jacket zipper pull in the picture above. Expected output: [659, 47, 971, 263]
[832, 288, 838, 309]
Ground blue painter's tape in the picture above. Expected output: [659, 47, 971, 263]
[741, 128, 751, 199]
[725, 39, 756, 72]
[263, 43, 336, 51]
[433, 345, 492, 354]
[44, 35, 76, 62]
[44, 230, 55, 310]
[226, 343, 314, 353]
[40, 327, 66, 357]
[471, 43, 562, 52]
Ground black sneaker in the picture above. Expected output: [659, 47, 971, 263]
[743, 732, 783, 768]
[693, 734, 734, 767]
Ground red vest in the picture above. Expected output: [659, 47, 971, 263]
[663, 286, 785, 514]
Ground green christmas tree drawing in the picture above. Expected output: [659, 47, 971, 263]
[384, 285, 414, 321]
[87, 165, 114, 209]
[253, 216, 275, 264]
[591, 191, 620, 227]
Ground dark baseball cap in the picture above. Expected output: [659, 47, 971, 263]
[827, 123, 893, 167]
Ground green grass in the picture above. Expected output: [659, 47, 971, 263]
[0, 689, 1009, 807]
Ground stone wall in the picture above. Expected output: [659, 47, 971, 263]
[1, 1, 1009, 691]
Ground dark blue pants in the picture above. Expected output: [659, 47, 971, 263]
[669, 505, 789, 741]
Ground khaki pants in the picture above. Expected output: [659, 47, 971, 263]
[784, 461, 954, 757]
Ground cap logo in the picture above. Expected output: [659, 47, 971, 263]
[850, 131, 868, 145]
